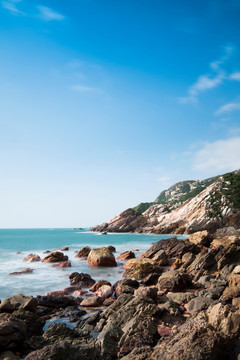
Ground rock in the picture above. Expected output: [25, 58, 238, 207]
[185, 296, 213, 315]
[166, 292, 196, 305]
[123, 258, 156, 270]
[134, 287, 158, 303]
[108, 246, 116, 253]
[23, 254, 41, 262]
[114, 279, 139, 297]
[150, 303, 240, 360]
[75, 246, 91, 258]
[117, 251, 135, 260]
[42, 251, 68, 263]
[181, 252, 195, 268]
[36, 295, 79, 310]
[141, 273, 161, 286]
[12, 309, 45, 338]
[171, 258, 182, 270]
[60, 246, 69, 251]
[120, 346, 153, 360]
[24, 338, 100, 360]
[221, 286, 240, 302]
[158, 270, 192, 293]
[56, 306, 86, 322]
[188, 230, 211, 246]
[0, 294, 37, 313]
[141, 237, 200, 260]
[152, 250, 168, 265]
[232, 265, 240, 274]
[94, 285, 113, 300]
[123, 261, 162, 280]
[43, 323, 75, 343]
[80, 296, 104, 307]
[9, 268, 34, 275]
[187, 249, 219, 279]
[0, 313, 27, 351]
[215, 226, 240, 237]
[51, 261, 71, 268]
[90, 280, 112, 292]
[87, 247, 117, 267]
[0, 351, 21, 360]
[232, 297, 240, 308]
[69, 272, 95, 287]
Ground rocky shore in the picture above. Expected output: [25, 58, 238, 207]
[1, 227, 240, 359]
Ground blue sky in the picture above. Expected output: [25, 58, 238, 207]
[0, 0, 240, 228]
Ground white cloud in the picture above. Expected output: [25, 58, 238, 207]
[2, 0, 24, 15]
[194, 137, 240, 172]
[229, 72, 240, 81]
[215, 98, 240, 115]
[179, 46, 234, 104]
[69, 84, 102, 93]
[37, 6, 65, 21]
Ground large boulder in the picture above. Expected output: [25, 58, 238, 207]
[123, 261, 162, 280]
[42, 252, 68, 263]
[188, 230, 211, 247]
[158, 270, 192, 293]
[117, 251, 135, 260]
[75, 246, 91, 258]
[87, 247, 117, 267]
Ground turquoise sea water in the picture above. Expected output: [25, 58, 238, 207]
[0, 228, 184, 300]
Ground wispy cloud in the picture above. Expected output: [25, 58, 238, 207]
[215, 97, 240, 115]
[178, 46, 234, 104]
[37, 6, 65, 21]
[229, 72, 240, 81]
[2, 0, 24, 15]
[69, 84, 103, 93]
[194, 136, 240, 172]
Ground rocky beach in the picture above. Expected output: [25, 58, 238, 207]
[1, 226, 240, 359]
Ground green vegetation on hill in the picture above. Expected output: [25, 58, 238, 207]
[134, 202, 155, 214]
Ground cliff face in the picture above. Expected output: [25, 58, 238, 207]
[91, 170, 240, 234]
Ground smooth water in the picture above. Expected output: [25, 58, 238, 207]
[0, 228, 184, 300]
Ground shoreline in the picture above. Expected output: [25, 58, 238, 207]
[1, 227, 240, 359]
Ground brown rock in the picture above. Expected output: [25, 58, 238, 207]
[75, 246, 91, 258]
[90, 280, 112, 292]
[0, 313, 27, 350]
[60, 246, 69, 251]
[51, 261, 71, 268]
[23, 254, 41, 262]
[0, 293, 38, 313]
[134, 287, 158, 303]
[188, 230, 211, 246]
[0, 351, 21, 360]
[9, 268, 33, 275]
[42, 251, 68, 263]
[123, 258, 155, 270]
[117, 251, 135, 260]
[80, 296, 104, 307]
[69, 272, 95, 287]
[123, 261, 162, 280]
[158, 270, 192, 293]
[95, 285, 113, 299]
[185, 296, 213, 315]
[87, 247, 117, 267]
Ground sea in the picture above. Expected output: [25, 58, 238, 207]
[0, 228, 185, 301]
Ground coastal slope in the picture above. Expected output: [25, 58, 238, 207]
[91, 170, 240, 234]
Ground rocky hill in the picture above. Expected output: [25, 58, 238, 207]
[91, 170, 240, 234]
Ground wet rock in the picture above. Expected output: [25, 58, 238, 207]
[69, 272, 95, 287]
[23, 254, 41, 262]
[0, 294, 37, 313]
[80, 296, 104, 307]
[9, 268, 34, 276]
[90, 280, 112, 292]
[108, 246, 116, 253]
[36, 295, 79, 310]
[43, 323, 75, 344]
[87, 247, 117, 267]
[158, 270, 192, 293]
[42, 252, 68, 263]
[117, 251, 135, 260]
[56, 306, 86, 322]
[75, 246, 91, 258]
[51, 261, 71, 268]
[60, 247, 69, 251]
[0, 313, 27, 351]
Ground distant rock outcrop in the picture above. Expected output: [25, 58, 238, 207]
[91, 170, 240, 234]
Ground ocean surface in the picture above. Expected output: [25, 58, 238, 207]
[0, 228, 185, 300]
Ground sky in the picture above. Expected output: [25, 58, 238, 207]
[0, 0, 240, 228]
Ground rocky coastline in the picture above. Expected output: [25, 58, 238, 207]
[1, 227, 240, 359]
